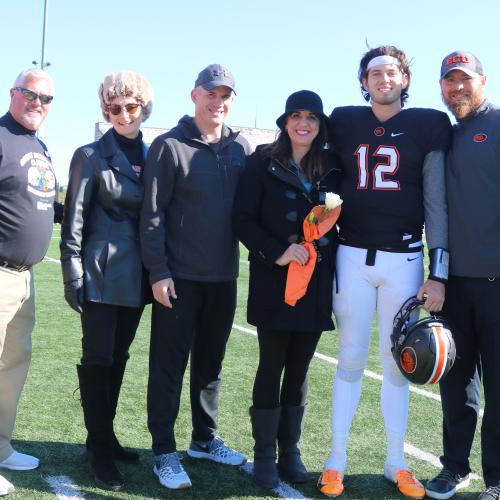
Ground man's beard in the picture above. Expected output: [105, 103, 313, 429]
[442, 93, 483, 119]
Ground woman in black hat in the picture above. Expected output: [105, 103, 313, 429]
[233, 90, 341, 489]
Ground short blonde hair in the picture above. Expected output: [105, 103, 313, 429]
[98, 71, 153, 122]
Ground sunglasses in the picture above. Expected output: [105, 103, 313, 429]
[15, 87, 53, 105]
[107, 103, 141, 116]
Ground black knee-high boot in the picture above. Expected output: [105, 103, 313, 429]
[250, 407, 281, 489]
[108, 361, 139, 462]
[277, 405, 308, 483]
[77, 364, 124, 491]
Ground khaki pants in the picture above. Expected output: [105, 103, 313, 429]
[0, 267, 35, 461]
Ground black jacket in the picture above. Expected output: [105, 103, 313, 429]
[60, 129, 149, 307]
[140, 115, 252, 284]
[233, 148, 341, 332]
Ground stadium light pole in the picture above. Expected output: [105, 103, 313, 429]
[40, 0, 49, 70]
[33, 0, 50, 140]
[32, 0, 50, 70]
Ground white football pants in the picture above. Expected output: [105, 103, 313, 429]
[326, 244, 423, 474]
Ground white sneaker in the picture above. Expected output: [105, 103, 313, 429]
[187, 436, 247, 465]
[153, 452, 191, 489]
[0, 474, 14, 496]
[0, 451, 39, 471]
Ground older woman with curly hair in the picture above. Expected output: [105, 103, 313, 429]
[60, 71, 153, 491]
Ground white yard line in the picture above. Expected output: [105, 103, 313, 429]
[45, 475, 85, 499]
[233, 322, 483, 481]
[242, 462, 309, 499]
[43, 256, 60, 263]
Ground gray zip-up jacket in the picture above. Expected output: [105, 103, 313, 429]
[140, 115, 251, 284]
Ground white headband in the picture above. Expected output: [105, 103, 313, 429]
[367, 55, 401, 71]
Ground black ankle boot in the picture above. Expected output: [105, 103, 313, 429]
[87, 448, 125, 491]
[112, 433, 139, 462]
[277, 405, 308, 483]
[250, 406, 281, 489]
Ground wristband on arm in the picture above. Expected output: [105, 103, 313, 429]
[428, 247, 449, 283]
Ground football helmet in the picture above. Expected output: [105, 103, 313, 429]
[391, 296, 456, 385]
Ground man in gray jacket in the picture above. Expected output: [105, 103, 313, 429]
[426, 51, 500, 500]
[140, 64, 251, 490]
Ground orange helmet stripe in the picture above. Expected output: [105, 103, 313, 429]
[428, 325, 447, 384]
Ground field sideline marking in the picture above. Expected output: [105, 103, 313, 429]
[45, 475, 85, 499]
[232, 322, 483, 482]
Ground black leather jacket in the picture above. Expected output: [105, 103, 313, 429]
[60, 129, 149, 307]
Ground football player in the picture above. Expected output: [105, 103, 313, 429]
[318, 45, 452, 499]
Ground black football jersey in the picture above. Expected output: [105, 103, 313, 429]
[330, 106, 451, 249]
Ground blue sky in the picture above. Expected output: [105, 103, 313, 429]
[2, 0, 499, 184]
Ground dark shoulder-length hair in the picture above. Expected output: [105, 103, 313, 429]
[261, 114, 329, 182]
[358, 45, 412, 106]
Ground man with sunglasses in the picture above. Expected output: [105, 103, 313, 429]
[0, 69, 56, 485]
[141, 64, 251, 490]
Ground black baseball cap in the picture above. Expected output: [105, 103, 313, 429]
[440, 51, 484, 79]
[194, 64, 236, 94]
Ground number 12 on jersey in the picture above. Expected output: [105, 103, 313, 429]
[354, 145, 400, 190]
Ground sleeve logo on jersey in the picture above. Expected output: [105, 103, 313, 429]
[473, 133, 487, 143]
[373, 126, 385, 137]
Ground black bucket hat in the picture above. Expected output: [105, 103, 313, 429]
[276, 90, 328, 130]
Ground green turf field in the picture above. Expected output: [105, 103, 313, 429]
[2, 228, 484, 499]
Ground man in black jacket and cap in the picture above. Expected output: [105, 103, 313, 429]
[141, 64, 252, 490]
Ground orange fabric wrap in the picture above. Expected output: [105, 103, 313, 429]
[284, 205, 341, 307]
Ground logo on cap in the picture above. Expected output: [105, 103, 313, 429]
[445, 55, 470, 67]
[212, 68, 228, 78]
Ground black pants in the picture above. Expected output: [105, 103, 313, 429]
[147, 279, 237, 455]
[440, 276, 500, 487]
[81, 301, 144, 366]
[253, 328, 322, 409]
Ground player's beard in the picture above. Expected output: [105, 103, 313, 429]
[442, 92, 483, 120]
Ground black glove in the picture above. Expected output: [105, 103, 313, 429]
[64, 278, 84, 313]
[53, 201, 64, 224]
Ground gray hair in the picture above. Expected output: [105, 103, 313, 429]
[98, 71, 154, 122]
[13, 69, 55, 93]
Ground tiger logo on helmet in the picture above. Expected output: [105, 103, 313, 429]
[391, 296, 456, 385]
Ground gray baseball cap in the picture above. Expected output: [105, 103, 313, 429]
[440, 51, 483, 79]
[194, 64, 236, 94]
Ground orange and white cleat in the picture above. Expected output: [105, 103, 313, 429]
[318, 469, 344, 497]
[388, 469, 425, 499]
